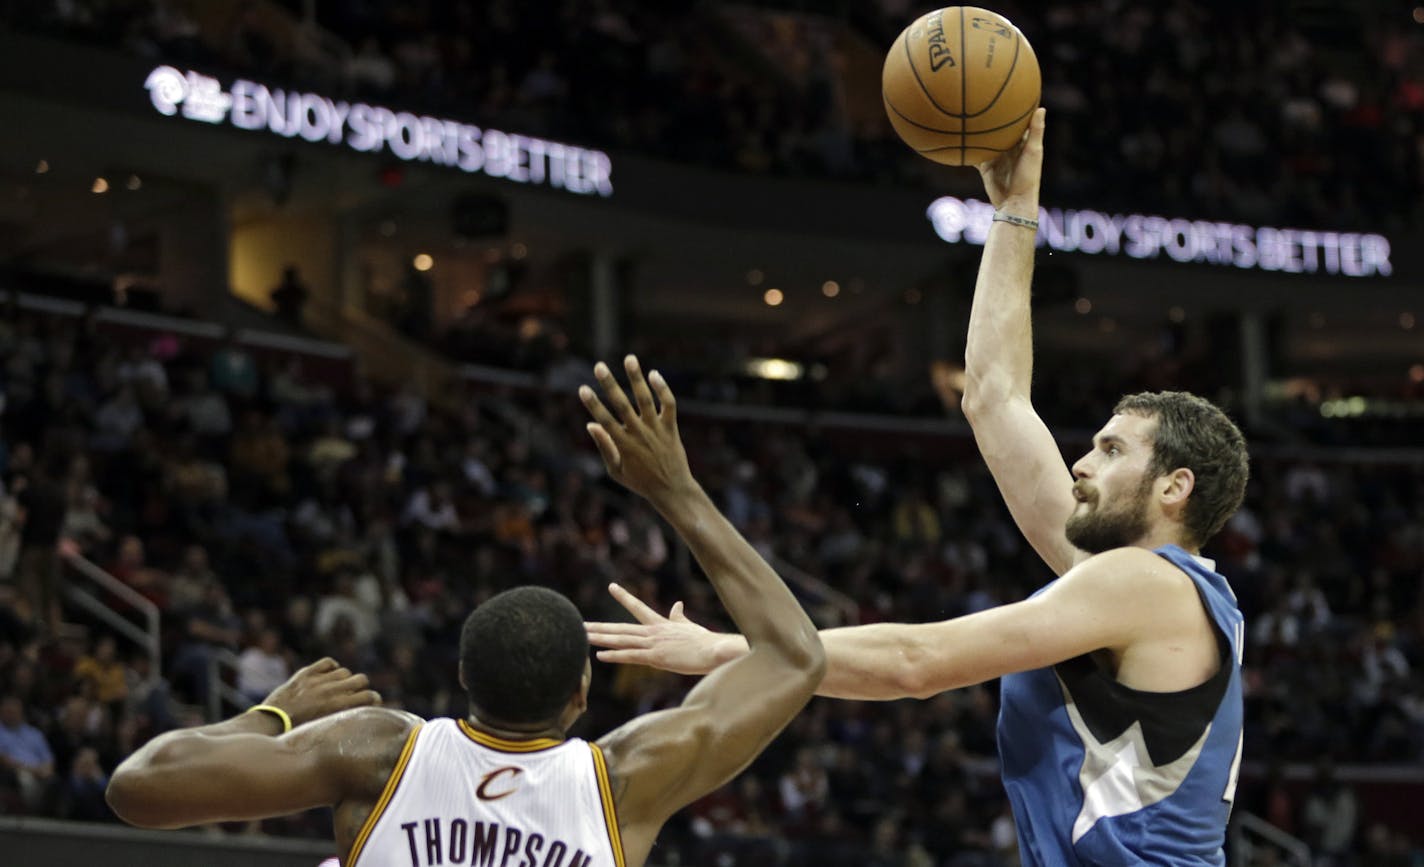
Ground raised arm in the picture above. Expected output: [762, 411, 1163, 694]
[961, 108, 1082, 577]
[106, 659, 407, 832]
[577, 357, 824, 867]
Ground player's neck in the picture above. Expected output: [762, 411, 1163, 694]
[465, 711, 566, 743]
[1131, 526, 1196, 555]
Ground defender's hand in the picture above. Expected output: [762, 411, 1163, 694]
[579, 355, 696, 505]
[586, 583, 728, 676]
[977, 107, 1046, 214]
[260, 658, 380, 728]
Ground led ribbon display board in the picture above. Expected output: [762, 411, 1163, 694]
[145, 66, 613, 197]
[927, 196, 1391, 277]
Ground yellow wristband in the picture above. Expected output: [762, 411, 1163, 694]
[247, 704, 293, 733]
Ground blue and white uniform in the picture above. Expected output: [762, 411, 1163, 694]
[997, 545, 1245, 865]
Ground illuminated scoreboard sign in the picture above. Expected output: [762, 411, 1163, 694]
[927, 196, 1392, 277]
[144, 66, 613, 197]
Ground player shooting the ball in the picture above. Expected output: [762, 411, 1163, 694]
[589, 107, 1250, 866]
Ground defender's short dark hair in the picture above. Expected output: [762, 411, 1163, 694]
[1114, 391, 1250, 548]
[460, 587, 588, 725]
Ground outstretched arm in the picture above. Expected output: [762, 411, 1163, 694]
[589, 548, 1188, 701]
[578, 358, 824, 866]
[106, 659, 399, 829]
[961, 108, 1082, 577]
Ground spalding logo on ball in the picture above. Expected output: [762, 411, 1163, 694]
[883, 6, 1041, 166]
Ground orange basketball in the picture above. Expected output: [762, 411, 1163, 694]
[882, 7, 1041, 166]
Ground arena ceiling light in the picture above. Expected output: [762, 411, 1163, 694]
[743, 358, 803, 381]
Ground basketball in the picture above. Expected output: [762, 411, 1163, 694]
[882, 7, 1041, 166]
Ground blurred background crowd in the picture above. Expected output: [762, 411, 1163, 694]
[11, 0, 1424, 231]
[1, 296, 1421, 863]
[0, 1, 1422, 865]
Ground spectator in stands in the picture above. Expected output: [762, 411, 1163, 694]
[166, 544, 218, 616]
[13, 455, 66, 632]
[779, 745, 830, 831]
[107, 535, 167, 611]
[91, 385, 144, 453]
[1302, 760, 1359, 864]
[402, 480, 459, 533]
[229, 411, 291, 503]
[313, 569, 378, 651]
[0, 470, 23, 588]
[59, 746, 112, 822]
[236, 626, 290, 703]
[0, 693, 55, 812]
[175, 369, 234, 443]
[269, 265, 311, 329]
[209, 332, 260, 401]
[72, 634, 128, 711]
[167, 579, 241, 703]
[61, 474, 110, 556]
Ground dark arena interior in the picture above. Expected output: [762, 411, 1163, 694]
[0, 1, 1422, 865]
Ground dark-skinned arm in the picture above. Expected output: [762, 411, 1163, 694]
[106, 658, 404, 829]
[577, 357, 825, 867]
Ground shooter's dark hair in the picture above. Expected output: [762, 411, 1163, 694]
[1115, 391, 1250, 547]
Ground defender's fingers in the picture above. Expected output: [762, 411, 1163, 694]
[624, 355, 657, 419]
[585, 621, 656, 635]
[578, 385, 620, 431]
[669, 601, 686, 621]
[649, 370, 677, 424]
[593, 361, 639, 425]
[586, 423, 621, 470]
[336, 673, 370, 692]
[305, 657, 339, 673]
[595, 649, 657, 665]
[608, 582, 666, 624]
[340, 690, 382, 709]
[585, 632, 654, 650]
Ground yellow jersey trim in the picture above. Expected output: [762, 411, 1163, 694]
[347, 722, 422, 867]
[457, 719, 564, 753]
[589, 743, 627, 867]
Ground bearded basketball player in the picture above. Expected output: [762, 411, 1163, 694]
[587, 110, 1250, 865]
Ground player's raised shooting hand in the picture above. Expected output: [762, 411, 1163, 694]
[977, 106, 1046, 215]
[585, 583, 738, 676]
[579, 356, 696, 507]
[260, 658, 381, 728]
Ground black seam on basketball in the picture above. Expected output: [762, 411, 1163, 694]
[902, 27, 964, 119]
[963, 102, 1038, 135]
[917, 141, 1017, 154]
[884, 93, 964, 134]
[969, 24, 1022, 118]
[887, 93, 1032, 136]
[958, 7, 966, 163]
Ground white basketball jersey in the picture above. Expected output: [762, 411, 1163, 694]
[347, 719, 625, 867]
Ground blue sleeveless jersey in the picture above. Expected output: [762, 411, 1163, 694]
[996, 545, 1245, 866]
